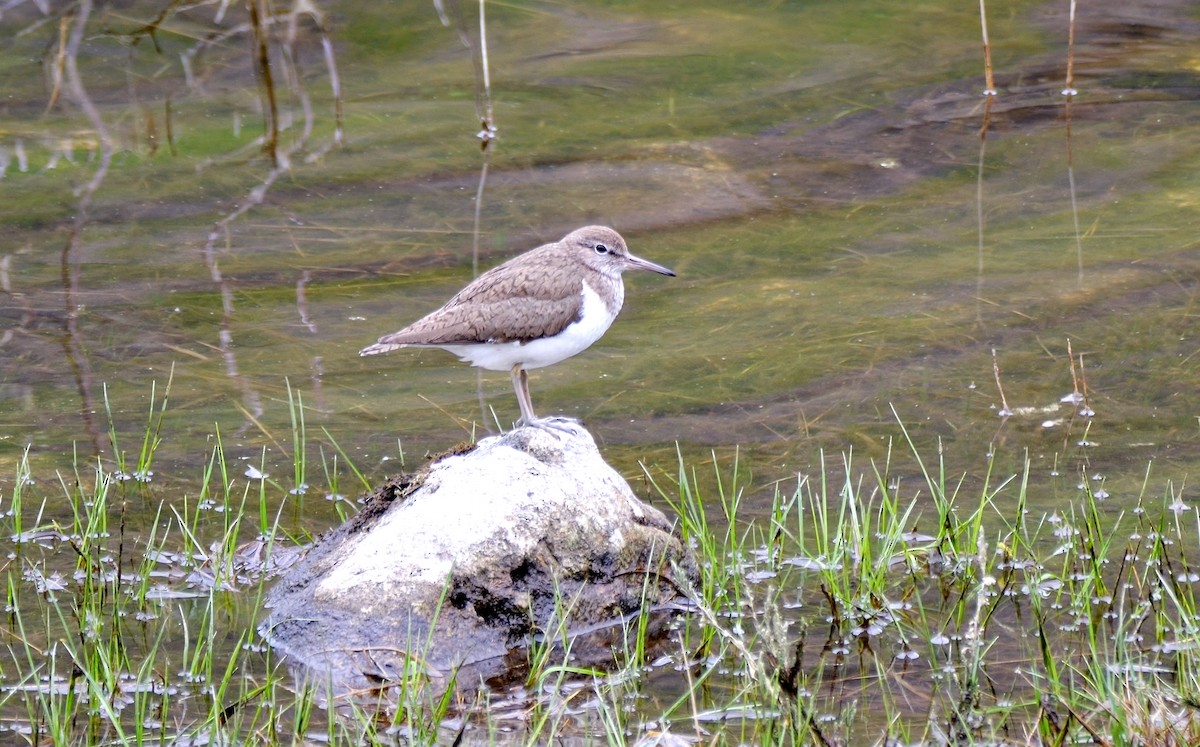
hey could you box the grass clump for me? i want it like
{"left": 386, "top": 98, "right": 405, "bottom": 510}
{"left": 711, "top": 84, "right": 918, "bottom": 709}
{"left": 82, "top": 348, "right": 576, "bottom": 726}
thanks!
{"left": 4, "top": 383, "right": 1200, "bottom": 746}
{"left": 637, "top": 422, "right": 1200, "bottom": 746}
{"left": 0, "top": 380, "right": 371, "bottom": 745}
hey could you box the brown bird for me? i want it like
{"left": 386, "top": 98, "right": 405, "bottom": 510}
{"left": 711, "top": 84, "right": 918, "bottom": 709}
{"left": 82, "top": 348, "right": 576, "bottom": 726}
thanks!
{"left": 360, "top": 226, "right": 675, "bottom": 429}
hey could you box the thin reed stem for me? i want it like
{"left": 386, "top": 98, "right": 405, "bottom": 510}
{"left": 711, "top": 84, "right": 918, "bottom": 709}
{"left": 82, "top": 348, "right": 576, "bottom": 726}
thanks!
{"left": 978, "top": 0, "right": 996, "bottom": 94}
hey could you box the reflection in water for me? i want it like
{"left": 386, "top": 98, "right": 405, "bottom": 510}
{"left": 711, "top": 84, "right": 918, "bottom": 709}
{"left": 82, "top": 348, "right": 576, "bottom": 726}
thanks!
{"left": 2, "top": 0, "right": 1200, "bottom": 740}
{"left": 0, "top": 139, "right": 29, "bottom": 176}
{"left": 296, "top": 269, "right": 330, "bottom": 415}
{"left": 1064, "top": 95, "right": 1084, "bottom": 287}
{"left": 202, "top": 239, "right": 264, "bottom": 433}
{"left": 990, "top": 347, "right": 1014, "bottom": 419}
{"left": 0, "top": 253, "right": 35, "bottom": 345}
{"left": 1063, "top": 0, "right": 1083, "bottom": 287}
{"left": 248, "top": 0, "right": 282, "bottom": 168}
{"left": 296, "top": 270, "right": 317, "bottom": 336}
{"left": 60, "top": 242, "right": 102, "bottom": 455}
{"left": 178, "top": 0, "right": 345, "bottom": 158}
{"left": 471, "top": 149, "right": 495, "bottom": 428}
{"left": 4, "top": 0, "right": 344, "bottom": 449}
{"left": 191, "top": 0, "right": 344, "bottom": 434}
{"left": 59, "top": 0, "right": 117, "bottom": 458}
{"left": 436, "top": 0, "right": 498, "bottom": 161}
{"left": 439, "top": 0, "right": 501, "bottom": 430}
{"left": 974, "top": 93, "right": 994, "bottom": 327}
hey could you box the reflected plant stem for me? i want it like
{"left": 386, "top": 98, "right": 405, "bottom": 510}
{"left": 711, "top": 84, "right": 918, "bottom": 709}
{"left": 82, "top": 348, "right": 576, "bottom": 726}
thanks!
{"left": 975, "top": 94, "right": 994, "bottom": 326}
{"left": 44, "top": 14, "right": 69, "bottom": 115}
{"left": 199, "top": 1, "right": 343, "bottom": 436}
{"left": 165, "top": 96, "right": 177, "bottom": 156}
{"left": 439, "top": 0, "right": 500, "bottom": 430}
{"left": 0, "top": 254, "right": 37, "bottom": 347}
{"left": 473, "top": 153, "right": 492, "bottom": 431}
{"left": 321, "top": 35, "right": 344, "bottom": 146}
{"left": 200, "top": 145, "right": 290, "bottom": 435}
{"left": 975, "top": 0, "right": 996, "bottom": 325}
{"left": 60, "top": 0, "right": 116, "bottom": 458}
{"left": 1064, "top": 98, "right": 1083, "bottom": 287}
{"left": 296, "top": 7, "right": 344, "bottom": 161}
{"left": 296, "top": 270, "right": 317, "bottom": 335}
{"left": 1063, "top": 0, "right": 1083, "bottom": 287}
{"left": 179, "top": 3, "right": 343, "bottom": 162}
{"left": 60, "top": 246, "right": 102, "bottom": 456}
{"left": 472, "top": 157, "right": 490, "bottom": 278}
{"left": 296, "top": 270, "right": 330, "bottom": 414}
{"left": 473, "top": 0, "right": 497, "bottom": 431}
{"left": 248, "top": 0, "right": 280, "bottom": 167}
{"left": 204, "top": 228, "right": 265, "bottom": 436}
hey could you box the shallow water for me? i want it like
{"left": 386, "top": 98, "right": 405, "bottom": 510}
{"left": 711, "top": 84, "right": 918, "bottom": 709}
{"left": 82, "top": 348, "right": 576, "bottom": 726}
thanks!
{"left": 3, "top": 1, "right": 1199, "bottom": 500}
{"left": 2, "top": 0, "right": 1200, "bottom": 740}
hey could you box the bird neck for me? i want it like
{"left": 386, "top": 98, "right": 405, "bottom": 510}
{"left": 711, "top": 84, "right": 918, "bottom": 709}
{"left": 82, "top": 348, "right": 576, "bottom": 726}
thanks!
{"left": 582, "top": 275, "right": 624, "bottom": 318}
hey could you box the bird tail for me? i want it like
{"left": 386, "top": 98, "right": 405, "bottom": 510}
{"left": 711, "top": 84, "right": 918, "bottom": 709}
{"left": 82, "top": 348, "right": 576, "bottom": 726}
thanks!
{"left": 359, "top": 342, "right": 406, "bottom": 357}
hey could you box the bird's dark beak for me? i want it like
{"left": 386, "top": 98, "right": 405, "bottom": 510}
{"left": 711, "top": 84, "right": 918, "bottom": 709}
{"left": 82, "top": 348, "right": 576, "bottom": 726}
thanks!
{"left": 625, "top": 252, "right": 676, "bottom": 277}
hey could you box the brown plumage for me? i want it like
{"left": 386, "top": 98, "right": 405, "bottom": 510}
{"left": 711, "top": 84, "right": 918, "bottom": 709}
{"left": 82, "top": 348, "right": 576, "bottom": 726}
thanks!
{"left": 371, "top": 241, "right": 593, "bottom": 346}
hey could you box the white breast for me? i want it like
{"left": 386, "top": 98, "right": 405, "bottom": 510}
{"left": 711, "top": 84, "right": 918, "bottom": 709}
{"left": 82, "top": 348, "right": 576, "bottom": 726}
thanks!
{"left": 438, "top": 281, "right": 621, "bottom": 372}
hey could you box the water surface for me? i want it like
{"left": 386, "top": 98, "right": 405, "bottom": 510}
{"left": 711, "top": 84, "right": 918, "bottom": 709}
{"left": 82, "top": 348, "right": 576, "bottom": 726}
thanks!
{"left": 2, "top": 0, "right": 1200, "bottom": 738}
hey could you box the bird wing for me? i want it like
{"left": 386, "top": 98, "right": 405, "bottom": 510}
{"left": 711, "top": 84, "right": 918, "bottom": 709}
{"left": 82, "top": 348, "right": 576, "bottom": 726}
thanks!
{"left": 374, "top": 254, "right": 585, "bottom": 346}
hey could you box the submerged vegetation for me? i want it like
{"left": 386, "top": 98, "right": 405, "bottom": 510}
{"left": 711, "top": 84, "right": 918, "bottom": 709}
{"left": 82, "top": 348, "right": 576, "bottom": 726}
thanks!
{"left": 3, "top": 383, "right": 1200, "bottom": 746}
{"left": 3, "top": 0, "right": 1200, "bottom": 744}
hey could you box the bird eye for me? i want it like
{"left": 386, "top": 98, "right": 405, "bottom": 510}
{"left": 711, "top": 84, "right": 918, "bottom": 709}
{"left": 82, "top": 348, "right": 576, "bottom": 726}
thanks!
{"left": 594, "top": 243, "right": 609, "bottom": 254}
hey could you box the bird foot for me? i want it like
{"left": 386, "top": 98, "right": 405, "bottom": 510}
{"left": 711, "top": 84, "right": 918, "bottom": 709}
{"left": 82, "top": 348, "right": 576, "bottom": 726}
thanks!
{"left": 516, "top": 416, "right": 583, "bottom": 437}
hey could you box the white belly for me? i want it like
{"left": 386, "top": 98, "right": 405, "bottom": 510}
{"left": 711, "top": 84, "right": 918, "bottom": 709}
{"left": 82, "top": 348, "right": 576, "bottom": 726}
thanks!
{"left": 440, "top": 282, "right": 618, "bottom": 371}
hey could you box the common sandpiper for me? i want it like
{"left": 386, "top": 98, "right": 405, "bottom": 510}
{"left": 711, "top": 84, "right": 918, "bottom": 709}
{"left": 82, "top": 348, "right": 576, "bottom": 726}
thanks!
{"left": 360, "top": 226, "right": 675, "bottom": 429}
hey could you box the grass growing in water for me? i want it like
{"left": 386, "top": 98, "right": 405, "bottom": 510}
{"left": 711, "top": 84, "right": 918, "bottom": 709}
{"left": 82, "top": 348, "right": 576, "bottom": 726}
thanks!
{"left": 3, "top": 384, "right": 1200, "bottom": 745}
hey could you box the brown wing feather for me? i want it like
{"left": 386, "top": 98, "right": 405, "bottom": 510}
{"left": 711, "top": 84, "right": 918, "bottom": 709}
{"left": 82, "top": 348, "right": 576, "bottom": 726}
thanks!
{"left": 373, "top": 244, "right": 585, "bottom": 345}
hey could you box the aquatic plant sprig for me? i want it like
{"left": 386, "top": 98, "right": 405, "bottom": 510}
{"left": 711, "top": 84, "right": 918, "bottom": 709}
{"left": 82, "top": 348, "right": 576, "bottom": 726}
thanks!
{"left": 103, "top": 370, "right": 172, "bottom": 487}
{"left": 642, "top": 447, "right": 749, "bottom": 612}
{"left": 286, "top": 379, "right": 308, "bottom": 500}
{"left": 4, "top": 445, "right": 47, "bottom": 551}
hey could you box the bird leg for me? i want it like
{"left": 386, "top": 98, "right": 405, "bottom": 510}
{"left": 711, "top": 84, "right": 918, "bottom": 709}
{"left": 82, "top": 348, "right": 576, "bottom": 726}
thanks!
{"left": 509, "top": 363, "right": 579, "bottom": 434}
{"left": 510, "top": 364, "right": 539, "bottom": 426}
